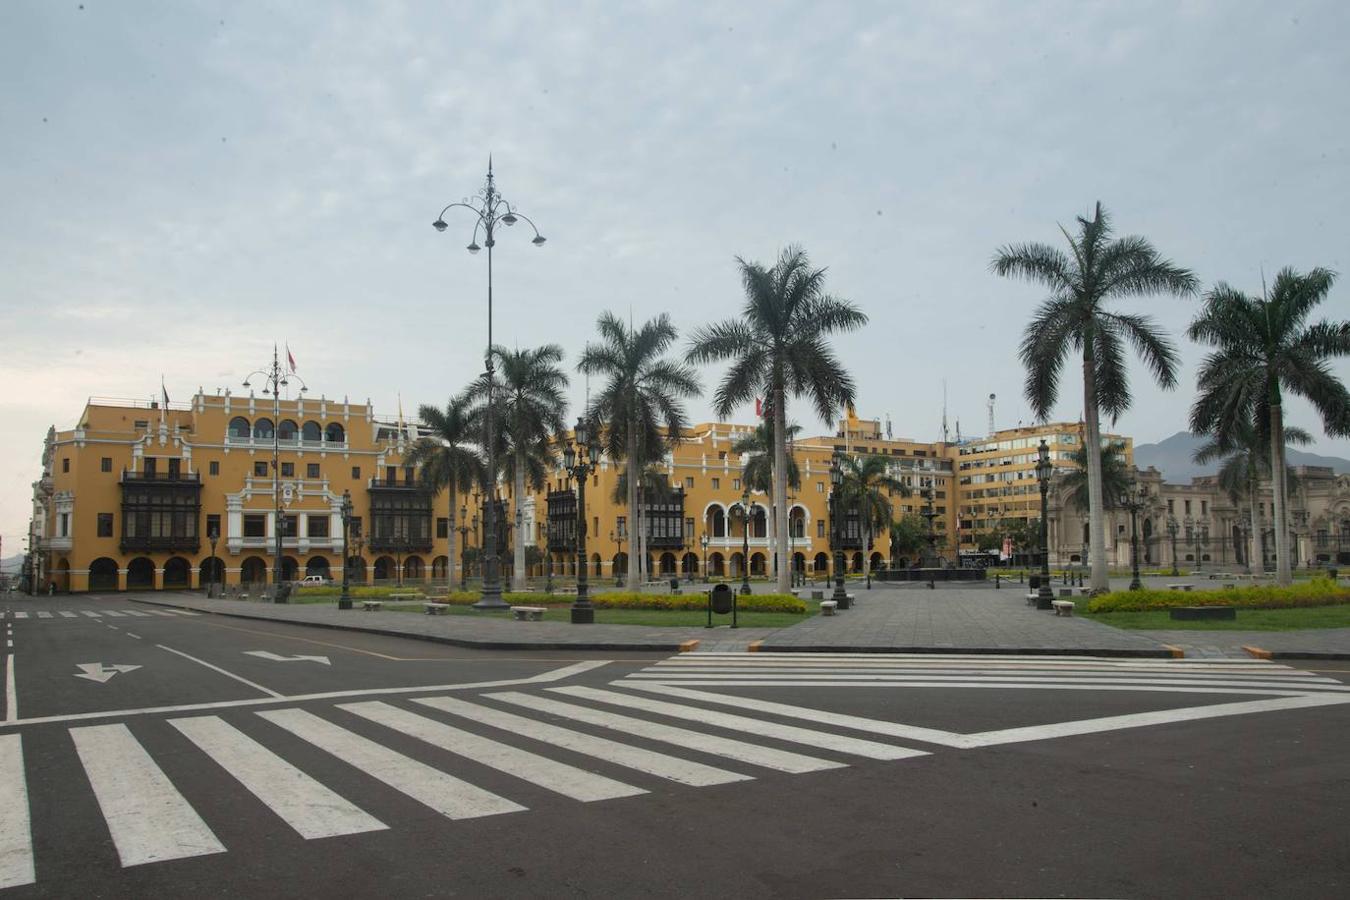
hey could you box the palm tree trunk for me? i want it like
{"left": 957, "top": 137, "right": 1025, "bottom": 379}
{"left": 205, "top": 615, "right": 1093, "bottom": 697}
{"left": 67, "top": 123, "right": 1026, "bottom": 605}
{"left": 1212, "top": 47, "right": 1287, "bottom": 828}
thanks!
{"left": 772, "top": 380, "right": 790, "bottom": 594}
{"left": 448, "top": 486, "right": 458, "bottom": 593}
{"left": 1247, "top": 476, "right": 1259, "bottom": 575}
{"left": 1083, "top": 354, "right": 1109, "bottom": 593}
{"left": 1269, "top": 399, "right": 1292, "bottom": 585}
{"left": 513, "top": 453, "right": 526, "bottom": 588}
{"left": 626, "top": 426, "right": 638, "bottom": 589}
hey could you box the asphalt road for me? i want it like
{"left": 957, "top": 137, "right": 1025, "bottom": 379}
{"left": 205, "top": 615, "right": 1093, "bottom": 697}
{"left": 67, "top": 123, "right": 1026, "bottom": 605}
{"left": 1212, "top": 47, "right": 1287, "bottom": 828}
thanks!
{"left": 2, "top": 594, "right": 1348, "bottom": 898}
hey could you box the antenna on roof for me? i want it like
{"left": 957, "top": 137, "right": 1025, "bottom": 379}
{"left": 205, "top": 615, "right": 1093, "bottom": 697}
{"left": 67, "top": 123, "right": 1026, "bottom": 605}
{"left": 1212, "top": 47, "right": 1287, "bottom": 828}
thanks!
{"left": 987, "top": 393, "right": 996, "bottom": 437}
{"left": 941, "top": 379, "right": 949, "bottom": 444}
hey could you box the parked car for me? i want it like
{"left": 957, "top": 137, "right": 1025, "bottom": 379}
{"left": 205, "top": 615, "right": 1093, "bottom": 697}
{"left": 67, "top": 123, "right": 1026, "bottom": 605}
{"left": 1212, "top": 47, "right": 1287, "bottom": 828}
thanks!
{"left": 297, "top": 575, "right": 330, "bottom": 587}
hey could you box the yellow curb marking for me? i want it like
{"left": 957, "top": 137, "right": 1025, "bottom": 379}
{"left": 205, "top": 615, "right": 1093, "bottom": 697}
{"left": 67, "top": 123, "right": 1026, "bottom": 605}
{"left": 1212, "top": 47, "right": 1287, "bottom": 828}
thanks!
{"left": 1242, "top": 645, "right": 1273, "bottom": 660}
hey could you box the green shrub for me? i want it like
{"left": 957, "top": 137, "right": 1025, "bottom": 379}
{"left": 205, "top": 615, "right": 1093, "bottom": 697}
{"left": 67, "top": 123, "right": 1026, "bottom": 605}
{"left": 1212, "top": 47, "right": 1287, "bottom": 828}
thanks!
{"left": 1087, "top": 576, "right": 1349, "bottom": 613}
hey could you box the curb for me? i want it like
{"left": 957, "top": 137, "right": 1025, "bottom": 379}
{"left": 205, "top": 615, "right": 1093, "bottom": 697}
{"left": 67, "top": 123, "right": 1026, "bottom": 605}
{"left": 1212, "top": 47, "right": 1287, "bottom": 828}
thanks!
{"left": 1245, "top": 646, "right": 1350, "bottom": 661}
{"left": 753, "top": 644, "right": 1177, "bottom": 659}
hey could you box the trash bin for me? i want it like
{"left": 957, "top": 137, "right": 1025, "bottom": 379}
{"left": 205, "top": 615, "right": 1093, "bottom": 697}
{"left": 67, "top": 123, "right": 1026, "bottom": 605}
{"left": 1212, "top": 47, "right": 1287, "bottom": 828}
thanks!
{"left": 1029, "top": 574, "right": 1041, "bottom": 590}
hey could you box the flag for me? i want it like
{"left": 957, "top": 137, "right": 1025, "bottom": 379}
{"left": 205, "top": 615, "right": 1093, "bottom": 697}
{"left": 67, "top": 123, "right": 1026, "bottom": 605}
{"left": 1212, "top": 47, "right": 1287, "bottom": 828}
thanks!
{"left": 754, "top": 397, "right": 762, "bottom": 417}
{"left": 286, "top": 343, "right": 297, "bottom": 374}
{"left": 161, "top": 377, "right": 169, "bottom": 406}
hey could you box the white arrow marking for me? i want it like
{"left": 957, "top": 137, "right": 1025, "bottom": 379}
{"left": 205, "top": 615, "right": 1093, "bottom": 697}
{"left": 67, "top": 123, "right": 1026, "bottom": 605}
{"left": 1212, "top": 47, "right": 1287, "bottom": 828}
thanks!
{"left": 244, "top": 650, "right": 331, "bottom": 666}
{"left": 73, "top": 663, "right": 142, "bottom": 684}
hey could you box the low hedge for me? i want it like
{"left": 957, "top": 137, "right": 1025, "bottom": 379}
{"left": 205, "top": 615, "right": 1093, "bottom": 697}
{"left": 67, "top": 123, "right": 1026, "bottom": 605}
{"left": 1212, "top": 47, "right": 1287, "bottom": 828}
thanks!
{"left": 1087, "top": 576, "right": 1350, "bottom": 613}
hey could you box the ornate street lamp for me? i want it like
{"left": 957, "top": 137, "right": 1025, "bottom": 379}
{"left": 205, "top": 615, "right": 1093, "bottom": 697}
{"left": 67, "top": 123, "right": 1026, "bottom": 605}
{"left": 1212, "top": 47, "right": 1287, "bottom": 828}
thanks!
{"left": 433, "top": 160, "right": 546, "bottom": 610}
{"left": 829, "top": 453, "right": 851, "bottom": 609}
{"left": 1035, "top": 438, "right": 1055, "bottom": 608}
{"left": 700, "top": 533, "right": 710, "bottom": 584}
{"left": 1120, "top": 482, "right": 1146, "bottom": 591}
{"left": 1166, "top": 515, "right": 1180, "bottom": 577}
{"left": 734, "top": 486, "right": 753, "bottom": 596}
{"left": 456, "top": 504, "right": 471, "bottom": 591}
{"left": 1239, "top": 510, "right": 1252, "bottom": 574}
{"left": 611, "top": 522, "right": 626, "bottom": 587}
{"left": 207, "top": 524, "right": 220, "bottom": 598}
{"left": 243, "top": 344, "right": 307, "bottom": 604}
{"left": 563, "top": 418, "right": 600, "bottom": 624}
{"left": 352, "top": 533, "right": 364, "bottom": 587}
{"left": 338, "top": 489, "right": 354, "bottom": 610}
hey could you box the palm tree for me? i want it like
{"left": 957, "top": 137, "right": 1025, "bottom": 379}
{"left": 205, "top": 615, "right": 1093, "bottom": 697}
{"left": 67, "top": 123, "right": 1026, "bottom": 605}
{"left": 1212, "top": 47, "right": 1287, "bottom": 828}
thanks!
{"left": 993, "top": 202, "right": 1198, "bottom": 592}
{"left": 477, "top": 345, "right": 568, "bottom": 587}
{"left": 731, "top": 421, "right": 802, "bottom": 495}
{"left": 836, "top": 454, "right": 909, "bottom": 584}
{"left": 1194, "top": 419, "right": 1311, "bottom": 574}
{"left": 579, "top": 312, "right": 701, "bottom": 588}
{"left": 1059, "top": 440, "right": 1132, "bottom": 514}
{"left": 403, "top": 391, "right": 484, "bottom": 594}
{"left": 1188, "top": 266, "right": 1348, "bottom": 584}
{"left": 687, "top": 246, "right": 868, "bottom": 593}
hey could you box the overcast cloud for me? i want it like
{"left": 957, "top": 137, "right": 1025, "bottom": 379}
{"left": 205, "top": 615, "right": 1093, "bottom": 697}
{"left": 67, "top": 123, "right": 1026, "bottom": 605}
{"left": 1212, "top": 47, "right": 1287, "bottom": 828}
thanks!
{"left": 2, "top": 0, "right": 1348, "bottom": 549}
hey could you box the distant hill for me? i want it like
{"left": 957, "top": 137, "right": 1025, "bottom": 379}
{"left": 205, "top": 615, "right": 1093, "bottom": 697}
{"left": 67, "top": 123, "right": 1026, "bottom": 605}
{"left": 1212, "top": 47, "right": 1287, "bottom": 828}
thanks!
{"left": 1134, "top": 432, "right": 1350, "bottom": 483}
{"left": 0, "top": 554, "right": 24, "bottom": 575}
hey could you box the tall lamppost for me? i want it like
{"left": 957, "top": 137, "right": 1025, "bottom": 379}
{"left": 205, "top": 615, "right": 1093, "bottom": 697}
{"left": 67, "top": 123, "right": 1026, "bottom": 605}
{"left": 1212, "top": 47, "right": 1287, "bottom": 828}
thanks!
{"left": 701, "top": 533, "right": 710, "bottom": 584}
{"left": 735, "top": 486, "right": 752, "bottom": 595}
{"left": 456, "top": 504, "right": 471, "bottom": 590}
{"left": 1167, "top": 515, "right": 1180, "bottom": 577}
{"left": 1197, "top": 522, "right": 1209, "bottom": 574}
{"left": 339, "top": 489, "right": 353, "bottom": 610}
{"left": 1239, "top": 511, "right": 1252, "bottom": 574}
{"left": 1035, "top": 438, "right": 1055, "bottom": 608}
{"left": 829, "top": 453, "right": 851, "bottom": 609}
{"left": 1184, "top": 514, "right": 1196, "bottom": 573}
{"left": 612, "top": 522, "right": 626, "bottom": 587}
{"left": 1121, "top": 482, "right": 1146, "bottom": 591}
{"left": 563, "top": 418, "right": 600, "bottom": 624}
{"left": 243, "top": 345, "right": 307, "bottom": 604}
{"left": 207, "top": 524, "right": 220, "bottom": 598}
{"left": 352, "top": 533, "right": 364, "bottom": 588}
{"left": 433, "top": 160, "right": 546, "bottom": 610}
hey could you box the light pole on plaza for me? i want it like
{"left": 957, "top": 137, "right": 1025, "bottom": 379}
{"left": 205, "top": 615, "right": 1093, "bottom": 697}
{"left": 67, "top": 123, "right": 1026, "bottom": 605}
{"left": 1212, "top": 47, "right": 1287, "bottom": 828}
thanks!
{"left": 432, "top": 159, "right": 546, "bottom": 609}
{"left": 563, "top": 418, "right": 600, "bottom": 624}
{"left": 1167, "top": 515, "right": 1180, "bottom": 577}
{"left": 701, "top": 533, "right": 710, "bottom": 583}
{"left": 735, "top": 485, "right": 752, "bottom": 596}
{"left": 243, "top": 345, "right": 307, "bottom": 604}
{"left": 1035, "top": 438, "right": 1055, "bottom": 609}
{"left": 207, "top": 524, "right": 219, "bottom": 598}
{"left": 339, "top": 489, "right": 354, "bottom": 610}
{"left": 457, "top": 504, "right": 471, "bottom": 591}
{"left": 829, "top": 453, "right": 851, "bottom": 609}
{"left": 1120, "top": 482, "right": 1146, "bottom": 591}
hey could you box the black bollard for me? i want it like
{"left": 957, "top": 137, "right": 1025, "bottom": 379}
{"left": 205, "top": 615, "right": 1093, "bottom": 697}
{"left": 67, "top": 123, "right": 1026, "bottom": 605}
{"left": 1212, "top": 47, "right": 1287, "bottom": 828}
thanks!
{"left": 928, "top": 578, "right": 935, "bottom": 590}
{"left": 995, "top": 574, "right": 1001, "bottom": 589}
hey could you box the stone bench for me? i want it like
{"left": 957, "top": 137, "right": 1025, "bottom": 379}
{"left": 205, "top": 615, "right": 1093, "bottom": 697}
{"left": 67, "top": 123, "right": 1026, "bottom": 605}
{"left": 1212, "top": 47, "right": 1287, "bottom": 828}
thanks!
{"left": 361, "top": 600, "right": 383, "bottom": 611}
{"left": 819, "top": 600, "right": 838, "bottom": 616}
{"left": 424, "top": 602, "right": 449, "bottom": 615}
{"left": 511, "top": 605, "right": 547, "bottom": 621}
{"left": 1051, "top": 599, "right": 1075, "bottom": 617}
{"left": 1025, "top": 592, "right": 1041, "bottom": 606}
{"left": 1166, "top": 584, "right": 1194, "bottom": 591}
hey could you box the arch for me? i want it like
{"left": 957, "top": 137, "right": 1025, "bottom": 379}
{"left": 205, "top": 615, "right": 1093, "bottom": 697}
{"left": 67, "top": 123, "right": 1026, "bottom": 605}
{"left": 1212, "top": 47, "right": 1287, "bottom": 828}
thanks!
{"left": 277, "top": 419, "right": 299, "bottom": 440}
{"left": 302, "top": 421, "right": 322, "bottom": 442}
{"left": 281, "top": 556, "right": 299, "bottom": 581}
{"left": 163, "top": 556, "right": 191, "bottom": 588}
{"left": 305, "top": 556, "right": 331, "bottom": 580}
{"left": 709, "top": 552, "right": 725, "bottom": 577}
{"left": 730, "top": 552, "right": 745, "bottom": 577}
{"left": 373, "top": 556, "right": 395, "bottom": 582}
{"left": 613, "top": 552, "right": 629, "bottom": 576}
{"left": 240, "top": 556, "right": 268, "bottom": 584}
{"left": 659, "top": 552, "right": 677, "bottom": 575}
{"left": 253, "top": 418, "right": 275, "bottom": 440}
{"left": 813, "top": 552, "right": 829, "bottom": 573}
{"left": 851, "top": 552, "right": 864, "bottom": 573}
{"left": 88, "top": 557, "right": 119, "bottom": 591}
{"left": 869, "top": 551, "right": 884, "bottom": 571}
{"left": 788, "top": 506, "right": 807, "bottom": 539}
{"left": 707, "top": 504, "right": 727, "bottom": 538}
{"left": 127, "top": 557, "right": 155, "bottom": 590}
{"left": 200, "top": 556, "right": 225, "bottom": 588}
{"left": 592, "top": 553, "right": 602, "bottom": 576}
{"left": 750, "top": 552, "right": 766, "bottom": 576}
{"left": 1069, "top": 553, "right": 1082, "bottom": 564}
{"left": 432, "top": 556, "right": 449, "bottom": 580}
{"left": 403, "top": 555, "right": 425, "bottom": 581}
{"left": 346, "top": 557, "right": 367, "bottom": 584}
{"left": 751, "top": 507, "right": 768, "bottom": 538}
{"left": 228, "top": 416, "right": 251, "bottom": 439}
{"left": 325, "top": 422, "right": 346, "bottom": 443}
{"left": 53, "top": 558, "right": 70, "bottom": 592}
{"left": 681, "top": 552, "right": 698, "bottom": 576}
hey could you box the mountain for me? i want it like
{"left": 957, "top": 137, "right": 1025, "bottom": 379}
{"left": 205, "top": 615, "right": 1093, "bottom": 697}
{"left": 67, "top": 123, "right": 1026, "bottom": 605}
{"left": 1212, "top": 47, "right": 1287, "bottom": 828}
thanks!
{"left": 0, "top": 554, "right": 24, "bottom": 574}
{"left": 1134, "top": 432, "right": 1350, "bottom": 483}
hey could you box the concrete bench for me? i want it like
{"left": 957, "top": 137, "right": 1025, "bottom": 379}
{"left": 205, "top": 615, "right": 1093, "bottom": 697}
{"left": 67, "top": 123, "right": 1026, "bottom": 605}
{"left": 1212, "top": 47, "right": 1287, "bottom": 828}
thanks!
{"left": 361, "top": 600, "right": 383, "bottom": 611}
{"left": 1052, "top": 600, "right": 1075, "bottom": 616}
{"left": 424, "top": 602, "right": 449, "bottom": 615}
{"left": 511, "top": 605, "right": 547, "bottom": 621}
{"left": 1167, "top": 584, "right": 1194, "bottom": 592}
{"left": 819, "top": 600, "right": 839, "bottom": 616}
{"left": 1025, "top": 592, "right": 1041, "bottom": 606}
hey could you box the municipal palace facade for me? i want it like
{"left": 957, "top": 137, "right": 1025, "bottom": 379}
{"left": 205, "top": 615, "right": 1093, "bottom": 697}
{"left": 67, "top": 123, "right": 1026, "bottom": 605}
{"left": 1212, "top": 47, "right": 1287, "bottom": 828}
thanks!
{"left": 24, "top": 389, "right": 1350, "bottom": 593}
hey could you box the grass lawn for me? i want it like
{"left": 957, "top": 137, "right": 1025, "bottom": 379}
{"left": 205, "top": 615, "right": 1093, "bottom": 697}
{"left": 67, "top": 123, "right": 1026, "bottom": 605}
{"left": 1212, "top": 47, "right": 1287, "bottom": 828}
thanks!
{"left": 1085, "top": 604, "right": 1350, "bottom": 631}
{"left": 377, "top": 600, "right": 818, "bottom": 628}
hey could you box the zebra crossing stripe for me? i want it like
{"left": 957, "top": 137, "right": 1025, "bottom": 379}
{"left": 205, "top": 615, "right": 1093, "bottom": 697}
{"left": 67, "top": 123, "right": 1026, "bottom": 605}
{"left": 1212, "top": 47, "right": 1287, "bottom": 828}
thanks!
{"left": 80, "top": 612, "right": 102, "bottom": 619}
{"left": 256, "top": 708, "right": 525, "bottom": 820}
{"left": 120, "top": 611, "right": 152, "bottom": 618}
{"left": 169, "top": 715, "right": 387, "bottom": 839}
{"left": 549, "top": 686, "right": 925, "bottom": 761}
{"left": 627, "top": 672, "right": 1350, "bottom": 692}
{"left": 69, "top": 723, "right": 226, "bottom": 867}
{"left": 145, "top": 611, "right": 178, "bottom": 617}
{"left": 36, "top": 612, "right": 51, "bottom": 620}
{"left": 102, "top": 611, "right": 127, "bottom": 618}
{"left": 0, "top": 735, "right": 35, "bottom": 889}
{"left": 487, "top": 691, "right": 847, "bottom": 774}
{"left": 414, "top": 695, "right": 751, "bottom": 787}
{"left": 58, "top": 612, "right": 77, "bottom": 618}
{"left": 340, "top": 701, "right": 646, "bottom": 802}
{"left": 11, "top": 613, "right": 26, "bottom": 620}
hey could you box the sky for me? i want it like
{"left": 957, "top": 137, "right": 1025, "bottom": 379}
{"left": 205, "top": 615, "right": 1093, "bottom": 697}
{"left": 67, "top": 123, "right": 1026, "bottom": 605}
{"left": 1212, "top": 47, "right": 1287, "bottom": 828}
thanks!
{"left": 2, "top": 0, "right": 1349, "bottom": 554}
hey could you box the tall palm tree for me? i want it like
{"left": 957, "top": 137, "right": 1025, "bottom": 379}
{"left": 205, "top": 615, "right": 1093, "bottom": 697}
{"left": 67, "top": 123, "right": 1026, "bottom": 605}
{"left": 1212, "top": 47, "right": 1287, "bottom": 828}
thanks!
{"left": 477, "top": 345, "right": 568, "bottom": 587}
{"left": 1059, "top": 441, "right": 1131, "bottom": 514}
{"left": 1188, "top": 266, "right": 1348, "bottom": 584}
{"left": 688, "top": 246, "right": 868, "bottom": 593}
{"left": 579, "top": 312, "right": 701, "bottom": 588}
{"left": 1194, "top": 420, "right": 1311, "bottom": 574}
{"left": 731, "top": 421, "right": 802, "bottom": 495}
{"left": 403, "top": 391, "right": 484, "bottom": 594}
{"left": 993, "top": 202, "right": 1198, "bottom": 592}
{"left": 836, "top": 454, "right": 909, "bottom": 581}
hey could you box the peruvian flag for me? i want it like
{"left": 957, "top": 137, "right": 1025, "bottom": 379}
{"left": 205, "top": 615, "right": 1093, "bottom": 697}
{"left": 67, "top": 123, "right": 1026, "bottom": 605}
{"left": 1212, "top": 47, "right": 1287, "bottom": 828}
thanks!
{"left": 286, "top": 343, "right": 297, "bottom": 374}
{"left": 754, "top": 397, "right": 763, "bottom": 418}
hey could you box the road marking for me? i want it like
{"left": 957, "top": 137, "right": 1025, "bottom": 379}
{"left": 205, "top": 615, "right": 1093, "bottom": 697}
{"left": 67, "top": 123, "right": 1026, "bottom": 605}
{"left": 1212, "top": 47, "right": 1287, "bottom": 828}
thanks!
{"left": 243, "top": 650, "right": 331, "bottom": 665}
{"left": 614, "top": 679, "right": 1330, "bottom": 696}
{"left": 257, "top": 708, "right": 525, "bottom": 820}
{"left": 146, "top": 611, "right": 178, "bottom": 617}
{"left": 102, "top": 611, "right": 127, "bottom": 618}
{"left": 341, "top": 701, "right": 646, "bottom": 802}
{"left": 156, "top": 645, "right": 282, "bottom": 698}
{"left": 165, "top": 610, "right": 202, "bottom": 617}
{"left": 0, "top": 734, "right": 34, "bottom": 888}
{"left": 415, "top": 695, "right": 750, "bottom": 787}
{"left": 70, "top": 723, "right": 225, "bottom": 867}
{"left": 627, "top": 672, "right": 1350, "bottom": 692}
{"left": 11, "top": 613, "right": 25, "bottom": 620}
{"left": 170, "top": 715, "right": 387, "bottom": 839}
{"left": 73, "top": 663, "right": 141, "bottom": 684}
{"left": 58, "top": 612, "right": 77, "bottom": 618}
{"left": 5, "top": 641, "right": 11, "bottom": 650}
{"left": 120, "top": 611, "right": 152, "bottom": 617}
{"left": 36, "top": 613, "right": 51, "bottom": 620}
{"left": 5, "top": 657, "right": 16, "bottom": 724}
{"left": 488, "top": 691, "right": 847, "bottom": 774}
{"left": 80, "top": 611, "right": 102, "bottom": 618}
{"left": 550, "top": 686, "right": 922, "bottom": 761}
{"left": 0, "top": 660, "right": 610, "bottom": 729}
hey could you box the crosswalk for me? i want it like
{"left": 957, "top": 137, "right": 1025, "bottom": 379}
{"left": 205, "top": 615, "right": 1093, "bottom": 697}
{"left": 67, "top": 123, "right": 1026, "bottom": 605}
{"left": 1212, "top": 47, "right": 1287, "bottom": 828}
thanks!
{"left": 5, "top": 609, "right": 200, "bottom": 621}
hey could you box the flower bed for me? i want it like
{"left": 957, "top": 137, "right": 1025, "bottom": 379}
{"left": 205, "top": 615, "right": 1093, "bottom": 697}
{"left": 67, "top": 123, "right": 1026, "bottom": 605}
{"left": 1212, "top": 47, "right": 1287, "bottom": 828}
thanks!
{"left": 1087, "top": 576, "right": 1349, "bottom": 613}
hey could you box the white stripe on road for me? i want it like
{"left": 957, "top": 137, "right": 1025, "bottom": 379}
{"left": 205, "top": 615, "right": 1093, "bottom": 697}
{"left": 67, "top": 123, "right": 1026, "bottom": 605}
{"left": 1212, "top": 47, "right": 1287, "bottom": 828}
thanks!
{"left": 613, "top": 679, "right": 1325, "bottom": 696}
{"left": 70, "top": 723, "right": 225, "bottom": 867}
{"left": 415, "top": 695, "right": 750, "bottom": 787}
{"left": 5, "top": 657, "right": 16, "bottom": 724}
{"left": 340, "top": 701, "right": 645, "bottom": 802}
{"left": 170, "top": 715, "right": 387, "bottom": 839}
{"left": 0, "top": 735, "right": 34, "bottom": 888}
{"left": 11, "top": 613, "right": 25, "bottom": 620}
{"left": 146, "top": 611, "right": 178, "bottom": 617}
{"left": 488, "top": 691, "right": 848, "bottom": 774}
{"left": 80, "top": 612, "right": 102, "bottom": 619}
{"left": 58, "top": 612, "right": 77, "bottom": 618}
{"left": 627, "top": 673, "right": 1350, "bottom": 692}
{"left": 120, "top": 611, "right": 152, "bottom": 617}
{"left": 257, "top": 708, "right": 524, "bottom": 820}
{"left": 685, "top": 652, "right": 1284, "bottom": 663}
{"left": 653, "top": 660, "right": 1331, "bottom": 678}
{"left": 102, "top": 611, "right": 127, "bottom": 618}
{"left": 155, "top": 645, "right": 282, "bottom": 699}
{"left": 550, "top": 686, "right": 921, "bottom": 761}
{"left": 36, "top": 612, "right": 51, "bottom": 620}
{"left": 164, "top": 610, "right": 202, "bottom": 617}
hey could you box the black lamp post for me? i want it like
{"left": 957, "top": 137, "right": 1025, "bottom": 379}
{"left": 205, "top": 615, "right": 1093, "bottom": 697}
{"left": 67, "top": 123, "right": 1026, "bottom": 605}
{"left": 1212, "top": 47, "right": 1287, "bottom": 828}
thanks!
{"left": 207, "top": 525, "right": 220, "bottom": 598}
{"left": 352, "top": 533, "right": 364, "bottom": 588}
{"left": 1240, "top": 511, "right": 1252, "bottom": 574}
{"left": 1035, "top": 438, "right": 1055, "bottom": 609}
{"left": 433, "top": 159, "right": 546, "bottom": 610}
{"left": 457, "top": 504, "right": 470, "bottom": 590}
{"left": 1167, "top": 515, "right": 1180, "bottom": 577}
{"left": 542, "top": 522, "right": 554, "bottom": 593}
{"left": 701, "top": 533, "right": 710, "bottom": 583}
{"left": 735, "top": 486, "right": 752, "bottom": 596}
{"left": 1198, "top": 522, "right": 1208, "bottom": 574}
{"left": 563, "top": 418, "right": 600, "bottom": 624}
{"left": 243, "top": 344, "right": 307, "bottom": 603}
{"left": 339, "top": 489, "right": 353, "bottom": 610}
{"left": 612, "top": 522, "right": 626, "bottom": 587}
{"left": 829, "top": 453, "right": 851, "bottom": 609}
{"left": 1121, "top": 482, "right": 1145, "bottom": 591}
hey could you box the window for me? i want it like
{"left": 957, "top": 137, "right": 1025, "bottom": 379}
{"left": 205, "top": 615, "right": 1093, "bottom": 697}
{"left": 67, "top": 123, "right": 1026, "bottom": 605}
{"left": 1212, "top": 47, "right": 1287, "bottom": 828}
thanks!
{"left": 593, "top": 516, "right": 599, "bottom": 536}
{"left": 1167, "top": 499, "right": 1174, "bottom": 515}
{"left": 616, "top": 516, "right": 627, "bottom": 539}
{"left": 685, "top": 476, "right": 694, "bottom": 488}
{"left": 817, "top": 520, "right": 825, "bottom": 538}
{"left": 302, "top": 421, "right": 322, "bottom": 442}
{"left": 1184, "top": 499, "right": 1192, "bottom": 515}
{"left": 718, "top": 451, "right": 726, "bottom": 460}
{"left": 62, "top": 458, "right": 70, "bottom": 473}
{"left": 685, "top": 517, "right": 694, "bottom": 536}
{"left": 816, "top": 482, "right": 825, "bottom": 493}
{"left": 349, "top": 516, "right": 362, "bottom": 538}
{"left": 351, "top": 466, "right": 361, "bottom": 479}
{"left": 712, "top": 477, "right": 720, "bottom": 490}
{"left": 168, "top": 458, "right": 180, "bottom": 478}
{"left": 254, "top": 461, "right": 268, "bottom": 477}
{"left": 437, "top": 518, "right": 449, "bottom": 538}
{"left": 281, "top": 462, "right": 295, "bottom": 477}
{"left": 307, "top": 515, "right": 329, "bottom": 538}
{"left": 143, "top": 457, "right": 157, "bottom": 477}
{"left": 386, "top": 466, "right": 397, "bottom": 483}
{"left": 206, "top": 514, "right": 221, "bottom": 539}
{"left": 282, "top": 515, "right": 298, "bottom": 537}
{"left": 1201, "top": 500, "right": 1208, "bottom": 515}
{"left": 244, "top": 514, "right": 267, "bottom": 537}
{"left": 228, "top": 417, "right": 251, "bottom": 439}
{"left": 732, "top": 478, "right": 741, "bottom": 491}
{"left": 278, "top": 420, "right": 299, "bottom": 440}
{"left": 97, "top": 513, "right": 113, "bottom": 537}
{"left": 209, "top": 461, "right": 219, "bottom": 476}
{"left": 101, "top": 457, "right": 112, "bottom": 472}
{"left": 325, "top": 423, "right": 345, "bottom": 443}
{"left": 253, "top": 418, "right": 274, "bottom": 440}
{"left": 307, "top": 463, "right": 320, "bottom": 479}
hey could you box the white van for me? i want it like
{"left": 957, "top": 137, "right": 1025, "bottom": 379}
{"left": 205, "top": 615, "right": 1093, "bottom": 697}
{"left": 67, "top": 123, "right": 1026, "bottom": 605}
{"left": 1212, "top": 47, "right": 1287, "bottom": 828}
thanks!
{"left": 299, "top": 575, "right": 329, "bottom": 587}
